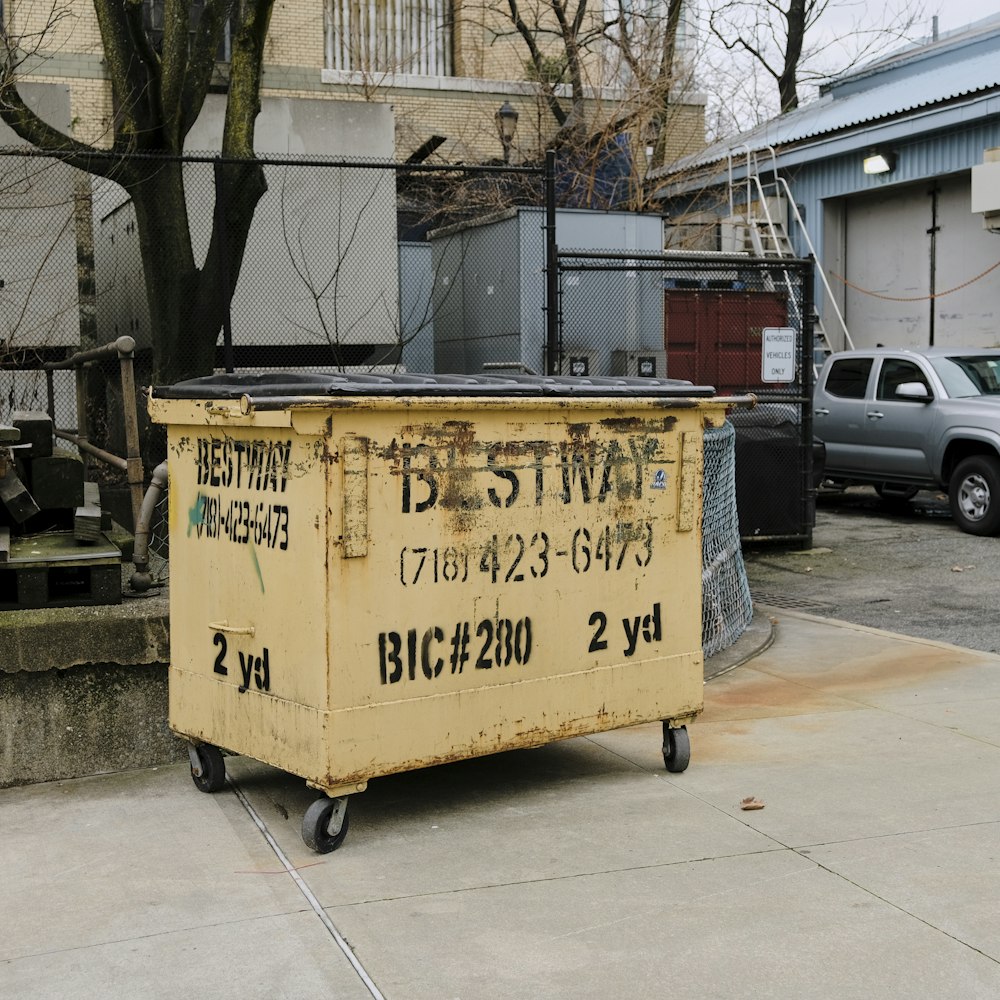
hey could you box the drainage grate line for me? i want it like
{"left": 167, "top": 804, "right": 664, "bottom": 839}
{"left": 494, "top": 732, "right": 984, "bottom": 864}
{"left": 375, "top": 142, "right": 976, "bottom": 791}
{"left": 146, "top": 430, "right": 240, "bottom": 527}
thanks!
{"left": 227, "top": 777, "right": 386, "bottom": 1000}
{"left": 752, "top": 593, "right": 831, "bottom": 612}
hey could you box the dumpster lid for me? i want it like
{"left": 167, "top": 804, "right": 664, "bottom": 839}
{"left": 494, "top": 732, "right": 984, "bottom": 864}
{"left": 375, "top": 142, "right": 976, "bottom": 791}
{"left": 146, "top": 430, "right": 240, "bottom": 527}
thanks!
{"left": 153, "top": 371, "right": 717, "bottom": 399}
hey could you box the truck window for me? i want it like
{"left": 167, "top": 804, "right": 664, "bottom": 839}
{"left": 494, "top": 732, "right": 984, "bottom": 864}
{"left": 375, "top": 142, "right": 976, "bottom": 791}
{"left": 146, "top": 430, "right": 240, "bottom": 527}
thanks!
{"left": 930, "top": 355, "right": 1000, "bottom": 397}
{"left": 877, "top": 359, "right": 929, "bottom": 400}
{"left": 824, "top": 357, "right": 873, "bottom": 398}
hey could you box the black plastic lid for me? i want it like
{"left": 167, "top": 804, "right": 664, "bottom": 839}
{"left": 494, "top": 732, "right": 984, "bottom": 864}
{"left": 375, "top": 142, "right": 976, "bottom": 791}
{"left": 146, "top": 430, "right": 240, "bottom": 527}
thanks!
{"left": 153, "top": 371, "right": 717, "bottom": 399}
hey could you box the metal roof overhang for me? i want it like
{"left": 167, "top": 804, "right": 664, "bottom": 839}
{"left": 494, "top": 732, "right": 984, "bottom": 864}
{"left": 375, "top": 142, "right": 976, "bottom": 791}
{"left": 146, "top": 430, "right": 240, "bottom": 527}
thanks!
{"left": 652, "top": 89, "right": 1000, "bottom": 202}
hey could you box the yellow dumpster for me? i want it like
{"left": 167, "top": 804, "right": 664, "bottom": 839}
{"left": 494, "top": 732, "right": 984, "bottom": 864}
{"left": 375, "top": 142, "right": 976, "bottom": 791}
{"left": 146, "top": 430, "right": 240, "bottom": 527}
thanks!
{"left": 149, "top": 373, "right": 734, "bottom": 852}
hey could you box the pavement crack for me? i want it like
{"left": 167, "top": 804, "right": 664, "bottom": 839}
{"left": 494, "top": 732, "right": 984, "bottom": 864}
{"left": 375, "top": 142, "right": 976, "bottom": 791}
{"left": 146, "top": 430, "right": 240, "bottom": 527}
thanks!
{"left": 791, "top": 817, "right": 1000, "bottom": 852}
{"left": 0, "top": 908, "right": 316, "bottom": 965}
{"left": 322, "top": 848, "right": 790, "bottom": 909}
{"left": 801, "top": 854, "right": 1000, "bottom": 968}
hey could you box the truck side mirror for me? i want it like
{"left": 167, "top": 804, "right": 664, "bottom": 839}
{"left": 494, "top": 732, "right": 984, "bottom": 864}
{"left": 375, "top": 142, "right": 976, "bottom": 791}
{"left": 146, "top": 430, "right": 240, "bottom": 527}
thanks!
{"left": 895, "top": 381, "right": 933, "bottom": 402}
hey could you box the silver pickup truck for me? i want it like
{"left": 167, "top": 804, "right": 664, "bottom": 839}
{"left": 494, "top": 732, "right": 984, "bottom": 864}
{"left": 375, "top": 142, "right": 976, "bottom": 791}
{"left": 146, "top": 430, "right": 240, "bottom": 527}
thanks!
{"left": 813, "top": 347, "right": 1000, "bottom": 535}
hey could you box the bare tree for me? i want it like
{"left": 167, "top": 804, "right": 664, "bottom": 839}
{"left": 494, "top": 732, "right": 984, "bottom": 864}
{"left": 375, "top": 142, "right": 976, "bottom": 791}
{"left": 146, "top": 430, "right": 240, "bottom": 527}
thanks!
{"left": 498, "top": 0, "right": 597, "bottom": 140}
{"left": 0, "top": 0, "right": 276, "bottom": 384}
{"left": 703, "top": 0, "right": 926, "bottom": 119}
{"left": 602, "top": 0, "right": 686, "bottom": 167}
{"left": 481, "top": 0, "right": 697, "bottom": 203}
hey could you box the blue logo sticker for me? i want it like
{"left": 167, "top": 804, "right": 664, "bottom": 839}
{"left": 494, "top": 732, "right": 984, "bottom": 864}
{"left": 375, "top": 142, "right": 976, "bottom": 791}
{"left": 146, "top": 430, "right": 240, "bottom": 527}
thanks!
{"left": 651, "top": 469, "right": 667, "bottom": 490}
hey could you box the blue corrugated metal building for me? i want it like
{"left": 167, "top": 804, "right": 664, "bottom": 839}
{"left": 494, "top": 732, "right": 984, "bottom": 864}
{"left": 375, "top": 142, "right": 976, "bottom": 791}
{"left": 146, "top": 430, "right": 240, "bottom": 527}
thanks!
{"left": 650, "top": 15, "right": 1000, "bottom": 352}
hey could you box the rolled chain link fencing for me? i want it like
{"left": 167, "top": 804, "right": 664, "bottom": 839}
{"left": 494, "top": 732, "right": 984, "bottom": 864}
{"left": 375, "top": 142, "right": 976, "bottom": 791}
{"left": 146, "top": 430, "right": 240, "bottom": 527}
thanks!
{"left": 0, "top": 146, "right": 768, "bottom": 655}
{"left": 701, "top": 421, "right": 752, "bottom": 657}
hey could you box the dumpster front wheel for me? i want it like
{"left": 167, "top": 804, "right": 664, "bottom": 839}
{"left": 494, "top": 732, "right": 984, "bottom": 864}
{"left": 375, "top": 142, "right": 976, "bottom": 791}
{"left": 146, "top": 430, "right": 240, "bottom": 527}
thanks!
{"left": 189, "top": 743, "right": 226, "bottom": 793}
{"left": 302, "top": 796, "right": 350, "bottom": 853}
{"left": 662, "top": 724, "right": 691, "bottom": 773}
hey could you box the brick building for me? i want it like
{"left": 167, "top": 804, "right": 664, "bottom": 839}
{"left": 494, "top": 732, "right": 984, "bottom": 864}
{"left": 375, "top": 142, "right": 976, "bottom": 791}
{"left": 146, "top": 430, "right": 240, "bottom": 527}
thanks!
{"left": 9, "top": 0, "right": 706, "bottom": 165}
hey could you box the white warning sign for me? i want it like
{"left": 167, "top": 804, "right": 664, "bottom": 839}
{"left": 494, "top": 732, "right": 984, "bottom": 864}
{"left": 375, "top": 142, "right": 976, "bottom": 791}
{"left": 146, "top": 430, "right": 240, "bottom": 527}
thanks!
{"left": 761, "top": 327, "right": 796, "bottom": 383}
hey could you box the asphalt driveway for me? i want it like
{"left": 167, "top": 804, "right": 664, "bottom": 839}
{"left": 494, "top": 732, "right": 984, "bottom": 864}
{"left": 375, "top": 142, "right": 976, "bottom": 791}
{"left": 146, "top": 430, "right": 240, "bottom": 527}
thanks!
{"left": 743, "top": 486, "right": 1000, "bottom": 654}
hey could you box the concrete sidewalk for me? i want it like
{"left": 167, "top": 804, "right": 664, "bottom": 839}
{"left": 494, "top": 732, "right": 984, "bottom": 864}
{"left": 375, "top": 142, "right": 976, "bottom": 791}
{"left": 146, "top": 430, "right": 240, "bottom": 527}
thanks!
{"left": 5, "top": 608, "right": 1000, "bottom": 999}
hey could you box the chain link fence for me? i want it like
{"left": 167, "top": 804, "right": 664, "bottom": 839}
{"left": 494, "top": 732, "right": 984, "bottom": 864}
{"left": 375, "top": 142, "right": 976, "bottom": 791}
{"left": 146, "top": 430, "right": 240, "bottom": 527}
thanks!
{"left": 0, "top": 146, "right": 778, "bottom": 654}
{"left": 555, "top": 250, "right": 817, "bottom": 546}
{"left": 0, "top": 148, "right": 549, "bottom": 436}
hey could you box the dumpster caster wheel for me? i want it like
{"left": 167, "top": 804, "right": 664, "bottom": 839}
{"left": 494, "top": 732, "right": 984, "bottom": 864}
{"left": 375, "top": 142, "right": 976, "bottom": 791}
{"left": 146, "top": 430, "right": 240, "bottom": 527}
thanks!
{"left": 189, "top": 743, "right": 226, "bottom": 793}
{"left": 302, "top": 796, "right": 350, "bottom": 854}
{"left": 662, "top": 724, "right": 690, "bottom": 773}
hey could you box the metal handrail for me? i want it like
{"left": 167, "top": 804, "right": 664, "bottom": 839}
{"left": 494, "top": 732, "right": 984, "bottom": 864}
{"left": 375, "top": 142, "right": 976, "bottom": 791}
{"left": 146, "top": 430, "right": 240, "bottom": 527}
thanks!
{"left": 728, "top": 145, "right": 854, "bottom": 355}
{"left": 42, "top": 334, "right": 146, "bottom": 575}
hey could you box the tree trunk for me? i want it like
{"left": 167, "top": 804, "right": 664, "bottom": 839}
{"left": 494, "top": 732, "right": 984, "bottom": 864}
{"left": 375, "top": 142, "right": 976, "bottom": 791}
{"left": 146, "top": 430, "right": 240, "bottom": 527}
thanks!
{"left": 651, "top": 0, "right": 685, "bottom": 168}
{"left": 128, "top": 157, "right": 267, "bottom": 385}
{"left": 779, "top": 0, "right": 806, "bottom": 113}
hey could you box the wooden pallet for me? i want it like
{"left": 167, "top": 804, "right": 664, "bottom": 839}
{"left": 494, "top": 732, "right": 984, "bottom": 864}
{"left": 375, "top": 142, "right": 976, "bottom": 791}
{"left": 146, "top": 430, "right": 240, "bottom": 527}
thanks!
{"left": 0, "top": 532, "right": 121, "bottom": 611}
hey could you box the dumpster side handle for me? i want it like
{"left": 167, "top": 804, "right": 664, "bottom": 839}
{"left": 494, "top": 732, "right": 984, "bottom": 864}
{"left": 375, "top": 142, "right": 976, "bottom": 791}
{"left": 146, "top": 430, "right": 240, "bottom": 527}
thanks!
{"left": 208, "top": 620, "right": 256, "bottom": 636}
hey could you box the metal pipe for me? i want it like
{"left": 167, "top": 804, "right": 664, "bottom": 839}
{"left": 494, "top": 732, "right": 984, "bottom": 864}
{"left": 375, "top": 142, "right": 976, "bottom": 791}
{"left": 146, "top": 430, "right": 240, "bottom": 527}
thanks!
{"left": 53, "top": 429, "right": 127, "bottom": 471}
{"left": 801, "top": 258, "right": 816, "bottom": 550}
{"left": 75, "top": 366, "right": 89, "bottom": 477}
{"left": 556, "top": 250, "right": 802, "bottom": 266}
{"left": 43, "top": 335, "right": 136, "bottom": 370}
{"left": 45, "top": 369, "right": 55, "bottom": 424}
{"left": 116, "top": 339, "right": 145, "bottom": 533}
{"left": 130, "top": 460, "right": 168, "bottom": 593}
{"left": 544, "top": 149, "right": 559, "bottom": 375}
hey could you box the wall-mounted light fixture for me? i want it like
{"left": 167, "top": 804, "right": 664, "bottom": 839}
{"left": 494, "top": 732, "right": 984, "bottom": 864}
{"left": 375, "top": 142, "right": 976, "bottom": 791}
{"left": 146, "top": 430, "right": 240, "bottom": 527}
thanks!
{"left": 863, "top": 150, "right": 896, "bottom": 175}
{"left": 495, "top": 101, "right": 519, "bottom": 164}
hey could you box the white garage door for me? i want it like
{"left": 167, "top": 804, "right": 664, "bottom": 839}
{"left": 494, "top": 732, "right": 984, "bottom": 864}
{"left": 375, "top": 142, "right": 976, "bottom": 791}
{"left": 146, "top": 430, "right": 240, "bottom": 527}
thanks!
{"left": 842, "top": 174, "right": 1000, "bottom": 349}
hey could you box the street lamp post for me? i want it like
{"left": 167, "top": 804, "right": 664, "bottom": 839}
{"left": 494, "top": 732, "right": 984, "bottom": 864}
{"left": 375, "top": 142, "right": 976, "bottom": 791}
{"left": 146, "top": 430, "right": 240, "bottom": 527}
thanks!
{"left": 495, "top": 101, "right": 519, "bottom": 164}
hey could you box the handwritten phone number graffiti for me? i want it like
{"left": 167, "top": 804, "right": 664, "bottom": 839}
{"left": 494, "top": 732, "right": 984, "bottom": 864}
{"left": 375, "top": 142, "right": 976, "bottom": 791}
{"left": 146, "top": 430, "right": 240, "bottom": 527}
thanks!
{"left": 379, "top": 616, "right": 533, "bottom": 684}
{"left": 398, "top": 522, "right": 653, "bottom": 587}
{"left": 192, "top": 492, "right": 289, "bottom": 550}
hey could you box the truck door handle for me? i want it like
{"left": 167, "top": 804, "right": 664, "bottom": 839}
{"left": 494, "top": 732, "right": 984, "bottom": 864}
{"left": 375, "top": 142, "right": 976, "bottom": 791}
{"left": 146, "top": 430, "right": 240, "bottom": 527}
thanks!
{"left": 867, "top": 411, "right": 884, "bottom": 420}
{"left": 814, "top": 408, "right": 829, "bottom": 416}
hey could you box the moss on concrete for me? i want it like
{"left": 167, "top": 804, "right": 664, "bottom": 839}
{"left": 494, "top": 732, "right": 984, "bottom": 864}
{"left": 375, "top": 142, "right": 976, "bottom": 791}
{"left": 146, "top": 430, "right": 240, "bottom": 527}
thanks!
{"left": 0, "top": 590, "right": 168, "bottom": 674}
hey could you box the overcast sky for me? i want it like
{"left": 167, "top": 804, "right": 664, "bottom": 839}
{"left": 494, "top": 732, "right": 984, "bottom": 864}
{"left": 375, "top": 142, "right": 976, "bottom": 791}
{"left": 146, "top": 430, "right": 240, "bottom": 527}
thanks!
{"left": 696, "top": 1, "right": 1000, "bottom": 137}
{"left": 927, "top": 1, "right": 1000, "bottom": 33}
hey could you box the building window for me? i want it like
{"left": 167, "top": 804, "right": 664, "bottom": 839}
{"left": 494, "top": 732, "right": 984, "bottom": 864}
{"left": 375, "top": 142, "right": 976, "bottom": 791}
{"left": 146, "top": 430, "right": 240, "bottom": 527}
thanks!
{"left": 143, "top": 0, "right": 232, "bottom": 61}
{"left": 325, "top": 0, "right": 453, "bottom": 76}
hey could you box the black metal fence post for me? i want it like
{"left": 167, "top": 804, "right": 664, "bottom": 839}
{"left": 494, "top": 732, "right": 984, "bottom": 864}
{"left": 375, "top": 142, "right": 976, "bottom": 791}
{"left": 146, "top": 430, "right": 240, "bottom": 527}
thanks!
{"left": 213, "top": 157, "right": 235, "bottom": 374}
{"left": 544, "top": 149, "right": 558, "bottom": 375}
{"left": 802, "top": 256, "right": 816, "bottom": 549}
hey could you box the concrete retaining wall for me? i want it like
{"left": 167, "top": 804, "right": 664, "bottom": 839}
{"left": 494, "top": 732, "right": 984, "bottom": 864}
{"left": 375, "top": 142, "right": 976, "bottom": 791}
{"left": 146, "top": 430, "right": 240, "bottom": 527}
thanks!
{"left": 0, "top": 592, "right": 182, "bottom": 787}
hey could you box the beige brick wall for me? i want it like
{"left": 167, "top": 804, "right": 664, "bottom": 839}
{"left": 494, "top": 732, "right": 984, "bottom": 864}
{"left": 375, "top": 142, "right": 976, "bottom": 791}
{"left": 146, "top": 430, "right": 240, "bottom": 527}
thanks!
{"left": 266, "top": 0, "right": 326, "bottom": 66}
{"left": 7, "top": 1, "right": 102, "bottom": 55}
{"left": 7, "top": 0, "right": 704, "bottom": 167}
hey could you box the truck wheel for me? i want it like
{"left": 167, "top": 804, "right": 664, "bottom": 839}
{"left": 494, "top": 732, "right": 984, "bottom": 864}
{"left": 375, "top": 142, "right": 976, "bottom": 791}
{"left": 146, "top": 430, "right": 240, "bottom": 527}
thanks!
{"left": 949, "top": 456, "right": 1000, "bottom": 535}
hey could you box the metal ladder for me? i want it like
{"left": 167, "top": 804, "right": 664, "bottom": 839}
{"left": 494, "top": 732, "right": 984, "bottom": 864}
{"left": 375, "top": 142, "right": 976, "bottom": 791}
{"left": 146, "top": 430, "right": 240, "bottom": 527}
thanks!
{"left": 728, "top": 146, "right": 854, "bottom": 371}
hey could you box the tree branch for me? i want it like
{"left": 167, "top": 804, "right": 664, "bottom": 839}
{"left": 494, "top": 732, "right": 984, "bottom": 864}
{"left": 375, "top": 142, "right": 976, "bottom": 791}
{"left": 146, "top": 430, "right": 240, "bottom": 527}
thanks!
{"left": 505, "top": 0, "right": 568, "bottom": 127}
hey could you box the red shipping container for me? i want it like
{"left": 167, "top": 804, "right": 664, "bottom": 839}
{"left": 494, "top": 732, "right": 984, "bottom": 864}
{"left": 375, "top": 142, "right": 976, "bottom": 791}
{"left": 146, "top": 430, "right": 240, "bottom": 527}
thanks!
{"left": 664, "top": 290, "right": 789, "bottom": 394}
